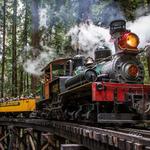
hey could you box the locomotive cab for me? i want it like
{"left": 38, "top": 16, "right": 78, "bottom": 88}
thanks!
{"left": 42, "top": 58, "right": 73, "bottom": 100}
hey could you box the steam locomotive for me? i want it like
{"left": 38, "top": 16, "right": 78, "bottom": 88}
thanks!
{"left": 40, "top": 20, "right": 150, "bottom": 124}
{"left": 0, "top": 20, "right": 150, "bottom": 124}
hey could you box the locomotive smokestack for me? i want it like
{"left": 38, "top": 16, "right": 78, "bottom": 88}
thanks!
{"left": 110, "top": 20, "right": 126, "bottom": 36}
{"left": 110, "top": 20, "right": 126, "bottom": 53}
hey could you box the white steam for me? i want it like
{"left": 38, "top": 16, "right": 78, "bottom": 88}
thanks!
{"left": 68, "top": 21, "right": 114, "bottom": 57}
{"left": 68, "top": 14, "right": 150, "bottom": 57}
{"left": 39, "top": 7, "right": 48, "bottom": 28}
{"left": 23, "top": 43, "right": 31, "bottom": 52}
{"left": 23, "top": 51, "right": 55, "bottom": 75}
{"left": 127, "top": 14, "right": 150, "bottom": 48}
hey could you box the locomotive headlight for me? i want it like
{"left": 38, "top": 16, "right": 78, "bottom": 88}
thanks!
{"left": 126, "top": 33, "right": 139, "bottom": 48}
{"left": 126, "top": 64, "right": 139, "bottom": 78}
{"left": 118, "top": 32, "right": 139, "bottom": 52}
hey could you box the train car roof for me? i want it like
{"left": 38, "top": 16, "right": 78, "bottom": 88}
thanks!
{"left": 42, "top": 58, "right": 71, "bottom": 71}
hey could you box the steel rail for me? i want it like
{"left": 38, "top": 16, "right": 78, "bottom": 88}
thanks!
{"left": 115, "top": 128, "right": 150, "bottom": 138}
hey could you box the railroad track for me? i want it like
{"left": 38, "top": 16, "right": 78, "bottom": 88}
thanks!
{"left": 0, "top": 118, "right": 150, "bottom": 150}
{"left": 115, "top": 128, "right": 150, "bottom": 139}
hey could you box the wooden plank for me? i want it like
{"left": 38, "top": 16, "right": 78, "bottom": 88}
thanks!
{"left": 61, "top": 144, "right": 89, "bottom": 150}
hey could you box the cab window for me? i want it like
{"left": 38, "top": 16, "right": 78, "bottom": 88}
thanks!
{"left": 52, "top": 64, "right": 64, "bottom": 79}
{"left": 45, "top": 68, "right": 50, "bottom": 82}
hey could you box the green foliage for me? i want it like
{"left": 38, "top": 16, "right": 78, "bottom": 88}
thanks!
{"left": 140, "top": 54, "right": 150, "bottom": 84}
{"left": 118, "top": 0, "right": 150, "bottom": 20}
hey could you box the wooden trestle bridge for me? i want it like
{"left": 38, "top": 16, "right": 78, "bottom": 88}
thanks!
{"left": 0, "top": 118, "right": 150, "bottom": 150}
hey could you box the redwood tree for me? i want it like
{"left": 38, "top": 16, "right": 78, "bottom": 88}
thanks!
{"left": 19, "top": 0, "right": 29, "bottom": 96}
{"left": 12, "top": 0, "right": 17, "bottom": 96}
{"left": 31, "top": 0, "right": 40, "bottom": 95}
{"left": 1, "top": 0, "right": 6, "bottom": 97}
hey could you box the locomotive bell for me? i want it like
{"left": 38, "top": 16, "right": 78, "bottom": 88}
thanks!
{"left": 85, "top": 57, "right": 94, "bottom": 65}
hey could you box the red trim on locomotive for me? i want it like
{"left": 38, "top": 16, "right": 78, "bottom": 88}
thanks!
{"left": 92, "top": 82, "right": 150, "bottom": 102}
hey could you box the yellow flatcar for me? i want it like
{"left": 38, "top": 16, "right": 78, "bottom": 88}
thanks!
{"left": 0, "top": 98, "right": 36, "bottom": 112}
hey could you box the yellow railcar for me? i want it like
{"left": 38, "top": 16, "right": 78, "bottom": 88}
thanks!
{"left": 0, "top": 98, "right": 36, "bottom": 112}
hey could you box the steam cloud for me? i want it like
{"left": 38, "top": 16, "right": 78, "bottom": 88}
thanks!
{"left": 68, "top": 14, "right": 150, "bottom": 56}
{"left": 67, "top": 22, "right": 114, "bottom": 57}
{"left": 39, "top": 7, "right": 48, "bottom": 28}
{"left": 127, "top": 14, "right": 150, "bottom": 48}
{"left": 23, "top": 50, "right": 55, "bottom": 75}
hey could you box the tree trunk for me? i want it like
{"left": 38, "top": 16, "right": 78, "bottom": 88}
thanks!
{"left": 31, "top": 0, "right": 40, "bottom": 95}
{"left": 12, "top": 0, "right": 17, "bottom": 97}
{"left": 31, "top": 0, "right": 40, "bottom": 56}
{"left": 19, "top": 69, "right": 23, "bottom": 96}
{"left": 19, "top": 0, "right": 29, "bottom": 96}
{"left": 27, "top": 74, "right": 29, "bottom": 94}
{"left": 1, "top": 0, "right": 6, "bottom": 98}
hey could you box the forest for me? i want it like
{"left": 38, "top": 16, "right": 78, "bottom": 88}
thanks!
{"left": 0, "top": 0, "right": 150, "bottom": 97}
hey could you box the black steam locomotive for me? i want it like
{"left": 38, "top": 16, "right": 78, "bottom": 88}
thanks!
{"left": 41, "top": 20, "right": 150, "bottom": 124}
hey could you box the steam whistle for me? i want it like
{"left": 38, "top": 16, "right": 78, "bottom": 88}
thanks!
{"left": 110, "top": 20, "right": 139, "bottom": 54}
